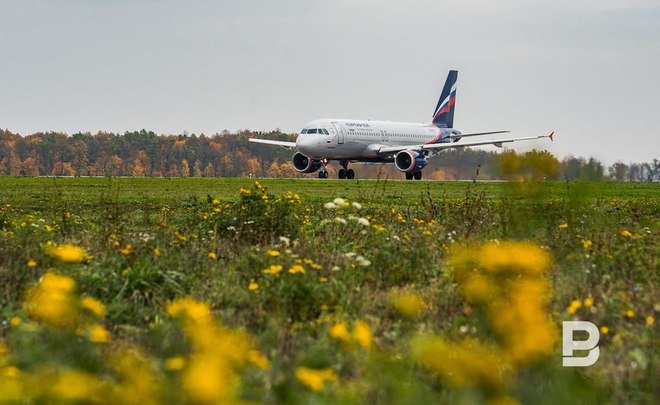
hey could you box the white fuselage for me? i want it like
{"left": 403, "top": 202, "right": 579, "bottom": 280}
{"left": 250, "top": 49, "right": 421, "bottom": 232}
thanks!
{"left": 296, "top": 118, "right": 460, "bottom": 161}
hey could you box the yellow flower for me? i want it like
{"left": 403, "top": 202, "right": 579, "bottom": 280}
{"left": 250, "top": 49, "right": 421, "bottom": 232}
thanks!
{"left": 319, "top": 277, "right": 328, "bottom": 283}
{"left": 165, "top": 356, "right": 186, "bottom": 371}
{"left": 620, "top": 229, "right": 632, "bottom": 238}
{"left": 27, "top": 259, "right": 37, "bottom": 268}
{"left": 289, "top": 264, "right": 305, "bottom": 274}
{"left": 353, "top": 320, "right": 372, "bottom": 349}
{"left": 581, "top": 239, "right": 592, "bottom": 249}
{"left": 120, "top": 244, "right": 133, "bottom": 255}
{"left": 166, "top": 297, "right": 212, "bottom": 325}
{"left": 248, "top": 281, "right": 259, "bottom": 291}
{"left": 389, "top": 291, "right": 425, "bottom": 318}
{"left": 212, "top": 199, "right": 220, "bottom": 206}
{"left": 583, "top": 297, "right": 594, "bottom": 307}
{"left": 625, "top": 309, "right": 634, "bottom": 318}
{"left": 295, "top": 367, "right": 336, "bottom": 392}
{"left": 47, "top": 244, "right": 87, "bottom": 263}
{"left": 412, "top": 337, "right": 511, "bottom": 391}
{"left": 85, "top": 324, "right": 110, "bottom": 343}
{"left": 329, "top": 322, "right": 351, "bottom": 343}
{"left": 80, "top": 296, "right": 106, "bottom": 318}
{"left": 9, "top": 316, "right": 21, "bottom": 326}
{"left": 25, "top": 272, "right": 77, "bottom": 327}
{"left": 600, "top": 326, "right": 609, "bottom": 335}
{"left": 248, "top": 350, "right": 270, "bottom": 370}
{"left": 559, "top": 223, "right": 568, "bottom": 229}
{"left": 153, "top": 247, "right": 160, "bottom": 256}
{"left": 645, "top": 315, "right": 654, "bottom": 325}
{"left": 1, "top": 366, "right": 19, "bottom": 378}
{"left": 208, "top": 252, "right": 217, "bottom": 260}
{"left": 567, "top": 299, "right": 582, "bottom": 315}
{"left": 266, "top": 249, "right": 280, "bottom": 257}
{"left": 239, "top": 188, "right": 251, "bottom": 196}
{"left": 263, "top": 264, "right": 283, "bottom": 276}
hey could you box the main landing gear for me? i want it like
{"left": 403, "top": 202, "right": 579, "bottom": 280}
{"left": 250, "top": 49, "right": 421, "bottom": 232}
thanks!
{"left": 405, "top": 171, "right": 423, "bottom": 180}
{"left": 338, "top": 161, "right": 355, "bottom": 180}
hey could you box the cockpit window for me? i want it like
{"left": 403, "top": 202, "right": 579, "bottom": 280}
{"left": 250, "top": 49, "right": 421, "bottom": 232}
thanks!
{"left": 322, "top": 129, "right": 330, "bottom": 135}
{"left": 307, "top": 129, "right": 318, "bottom": 134}
{"left": 301, "top": 129, "right": 308, "bottom": 134}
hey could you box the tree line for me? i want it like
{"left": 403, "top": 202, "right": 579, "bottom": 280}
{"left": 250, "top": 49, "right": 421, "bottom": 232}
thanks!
{"left": 0, "top": 129, "right": 658, "bottom": 181}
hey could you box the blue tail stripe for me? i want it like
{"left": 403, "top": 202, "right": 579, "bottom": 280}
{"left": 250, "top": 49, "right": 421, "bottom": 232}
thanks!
{"left": 432, "top": 70, "right": 458, "bottom": 128}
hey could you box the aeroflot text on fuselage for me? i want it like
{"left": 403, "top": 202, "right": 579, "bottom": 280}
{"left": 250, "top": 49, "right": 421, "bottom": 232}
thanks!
{"left": 249, "top": 70, "right": 553, "bottom": 180}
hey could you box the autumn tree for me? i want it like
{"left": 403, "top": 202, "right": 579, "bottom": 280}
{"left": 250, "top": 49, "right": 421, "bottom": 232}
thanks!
{"left": 22, "top": 157, "right": 40, "bottom": 176}
{"left": 203, "top": 162, "right": 215, "bottom": 177}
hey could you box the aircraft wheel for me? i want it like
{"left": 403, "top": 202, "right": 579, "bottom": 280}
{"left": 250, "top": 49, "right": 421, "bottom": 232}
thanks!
{"left": 346, "top": 169, "right": 355, "bottom": 179}
{"left": 338, "top": 169, "right": 346, "bottom": 179}
{"left": 318, "top": 170, "right": 328, "bottom": 179}
{"left": 414, "top": 171, "right": 422, "bottom": 180}
{"left": 405, "top": 172, "right": 413, "bottom": 180}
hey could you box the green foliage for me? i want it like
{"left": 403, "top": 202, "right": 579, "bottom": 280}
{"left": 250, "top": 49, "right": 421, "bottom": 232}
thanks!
{"left": 0, "top": 178, "right": 657, "bottom": 403}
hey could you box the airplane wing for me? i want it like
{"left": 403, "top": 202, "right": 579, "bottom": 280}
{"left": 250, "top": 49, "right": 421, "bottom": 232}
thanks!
{"left": 249, "top": 138, "right": 297, "bottom": 149}
{"left": 378, "top": 131, "right": 554, "bottom": 155}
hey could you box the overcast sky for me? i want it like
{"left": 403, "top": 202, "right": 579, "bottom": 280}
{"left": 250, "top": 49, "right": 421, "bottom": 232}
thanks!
{"left": 1, "top": 0, "right": 658, "bottom": 163}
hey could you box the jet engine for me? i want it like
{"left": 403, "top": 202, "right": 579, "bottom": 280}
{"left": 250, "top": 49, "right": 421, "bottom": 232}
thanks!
{"left": 394, "top": 150, "right": 428, "bottom": 173}
{"left": 292, "top": 152, "right": 321, "bottom": 173}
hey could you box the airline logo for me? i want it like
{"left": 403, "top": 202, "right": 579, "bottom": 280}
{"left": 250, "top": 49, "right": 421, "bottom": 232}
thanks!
{"left": 433, "top": 83, "right": 457, "bottom": 121}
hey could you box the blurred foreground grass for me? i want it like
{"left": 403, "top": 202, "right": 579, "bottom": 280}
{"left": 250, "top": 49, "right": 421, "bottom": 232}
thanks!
{"left": 0, "top": 177, "right": 657, "bottom": 404}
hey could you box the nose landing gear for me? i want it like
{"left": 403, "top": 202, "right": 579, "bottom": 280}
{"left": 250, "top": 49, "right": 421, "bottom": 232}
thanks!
{"left": 317, "top": 158, "right": 330, "bottom": 179}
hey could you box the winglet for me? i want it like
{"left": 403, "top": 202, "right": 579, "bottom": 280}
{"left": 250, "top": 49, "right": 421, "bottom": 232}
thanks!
{"left": 548, "top": 131, "right": 554, "bottom": 142}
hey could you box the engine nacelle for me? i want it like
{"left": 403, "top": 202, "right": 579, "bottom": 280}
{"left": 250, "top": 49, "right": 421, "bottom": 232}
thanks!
{"left": 394, "top": 150, "right": 428, "bottom": 173}
{"left": 292, "top": 152, "right": 321, "bottom": 173}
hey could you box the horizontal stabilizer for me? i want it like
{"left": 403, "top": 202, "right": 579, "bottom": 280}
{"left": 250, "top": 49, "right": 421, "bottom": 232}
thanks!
{"left": 449, "top": 130, "right": 509, "bottom": 139}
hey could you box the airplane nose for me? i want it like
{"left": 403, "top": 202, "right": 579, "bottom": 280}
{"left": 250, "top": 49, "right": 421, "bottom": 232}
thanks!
{"left": 296, "top": 136, "right": 315, "bottom": 155}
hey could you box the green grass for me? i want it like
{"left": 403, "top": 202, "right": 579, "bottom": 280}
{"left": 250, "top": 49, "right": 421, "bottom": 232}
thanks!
{"left": 1, "top": 177, "right": 658, "bottom": 206}
{"left": 0, "top": 177, "right": 657, "bottom": 404}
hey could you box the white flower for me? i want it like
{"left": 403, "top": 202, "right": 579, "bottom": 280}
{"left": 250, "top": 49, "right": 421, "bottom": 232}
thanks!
{"left": 333, "top": 198, "right": 346, "bottom": 206}
{"left": 352, "top": 202, "right": 362, "bottom": 210}
{"left": 331, "top": 266, "right": 341, "bottom": 272}
{"left": 356, "top": 256, "right": 371, "bottom": 267}
{"left": 279, "top": 236, "right": 291, "bottom": 246}
{"left": 334, "top": 217, "right": 347, "bottom": 224}
{"left": 344, "top": 252, "right": 357, "bottom": 258}
{"left": 357, "top": 217, "right": 370, "bottom": 226}
{"left": 227, "top": 226, "right": 237, "bottom": 231}
{"left": 347, "top": 214, "right": 357, "bottom": 220}
{"left": 324, "top": 202, "right": 337, "bottom": 209}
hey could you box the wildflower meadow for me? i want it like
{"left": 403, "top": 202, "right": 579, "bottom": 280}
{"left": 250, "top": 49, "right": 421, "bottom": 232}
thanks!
{"left": 0, "top": 177, "right": 657, "bottom": 404}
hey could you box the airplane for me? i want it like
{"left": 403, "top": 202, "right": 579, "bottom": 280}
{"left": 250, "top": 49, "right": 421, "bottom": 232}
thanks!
{"left": 249, "top": 70, "right": 553, "bottom": 180}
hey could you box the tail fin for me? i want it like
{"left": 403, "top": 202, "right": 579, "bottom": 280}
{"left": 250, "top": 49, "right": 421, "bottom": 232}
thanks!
{"left": 431, "top": 70, "right": 458, "bottom": 128}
